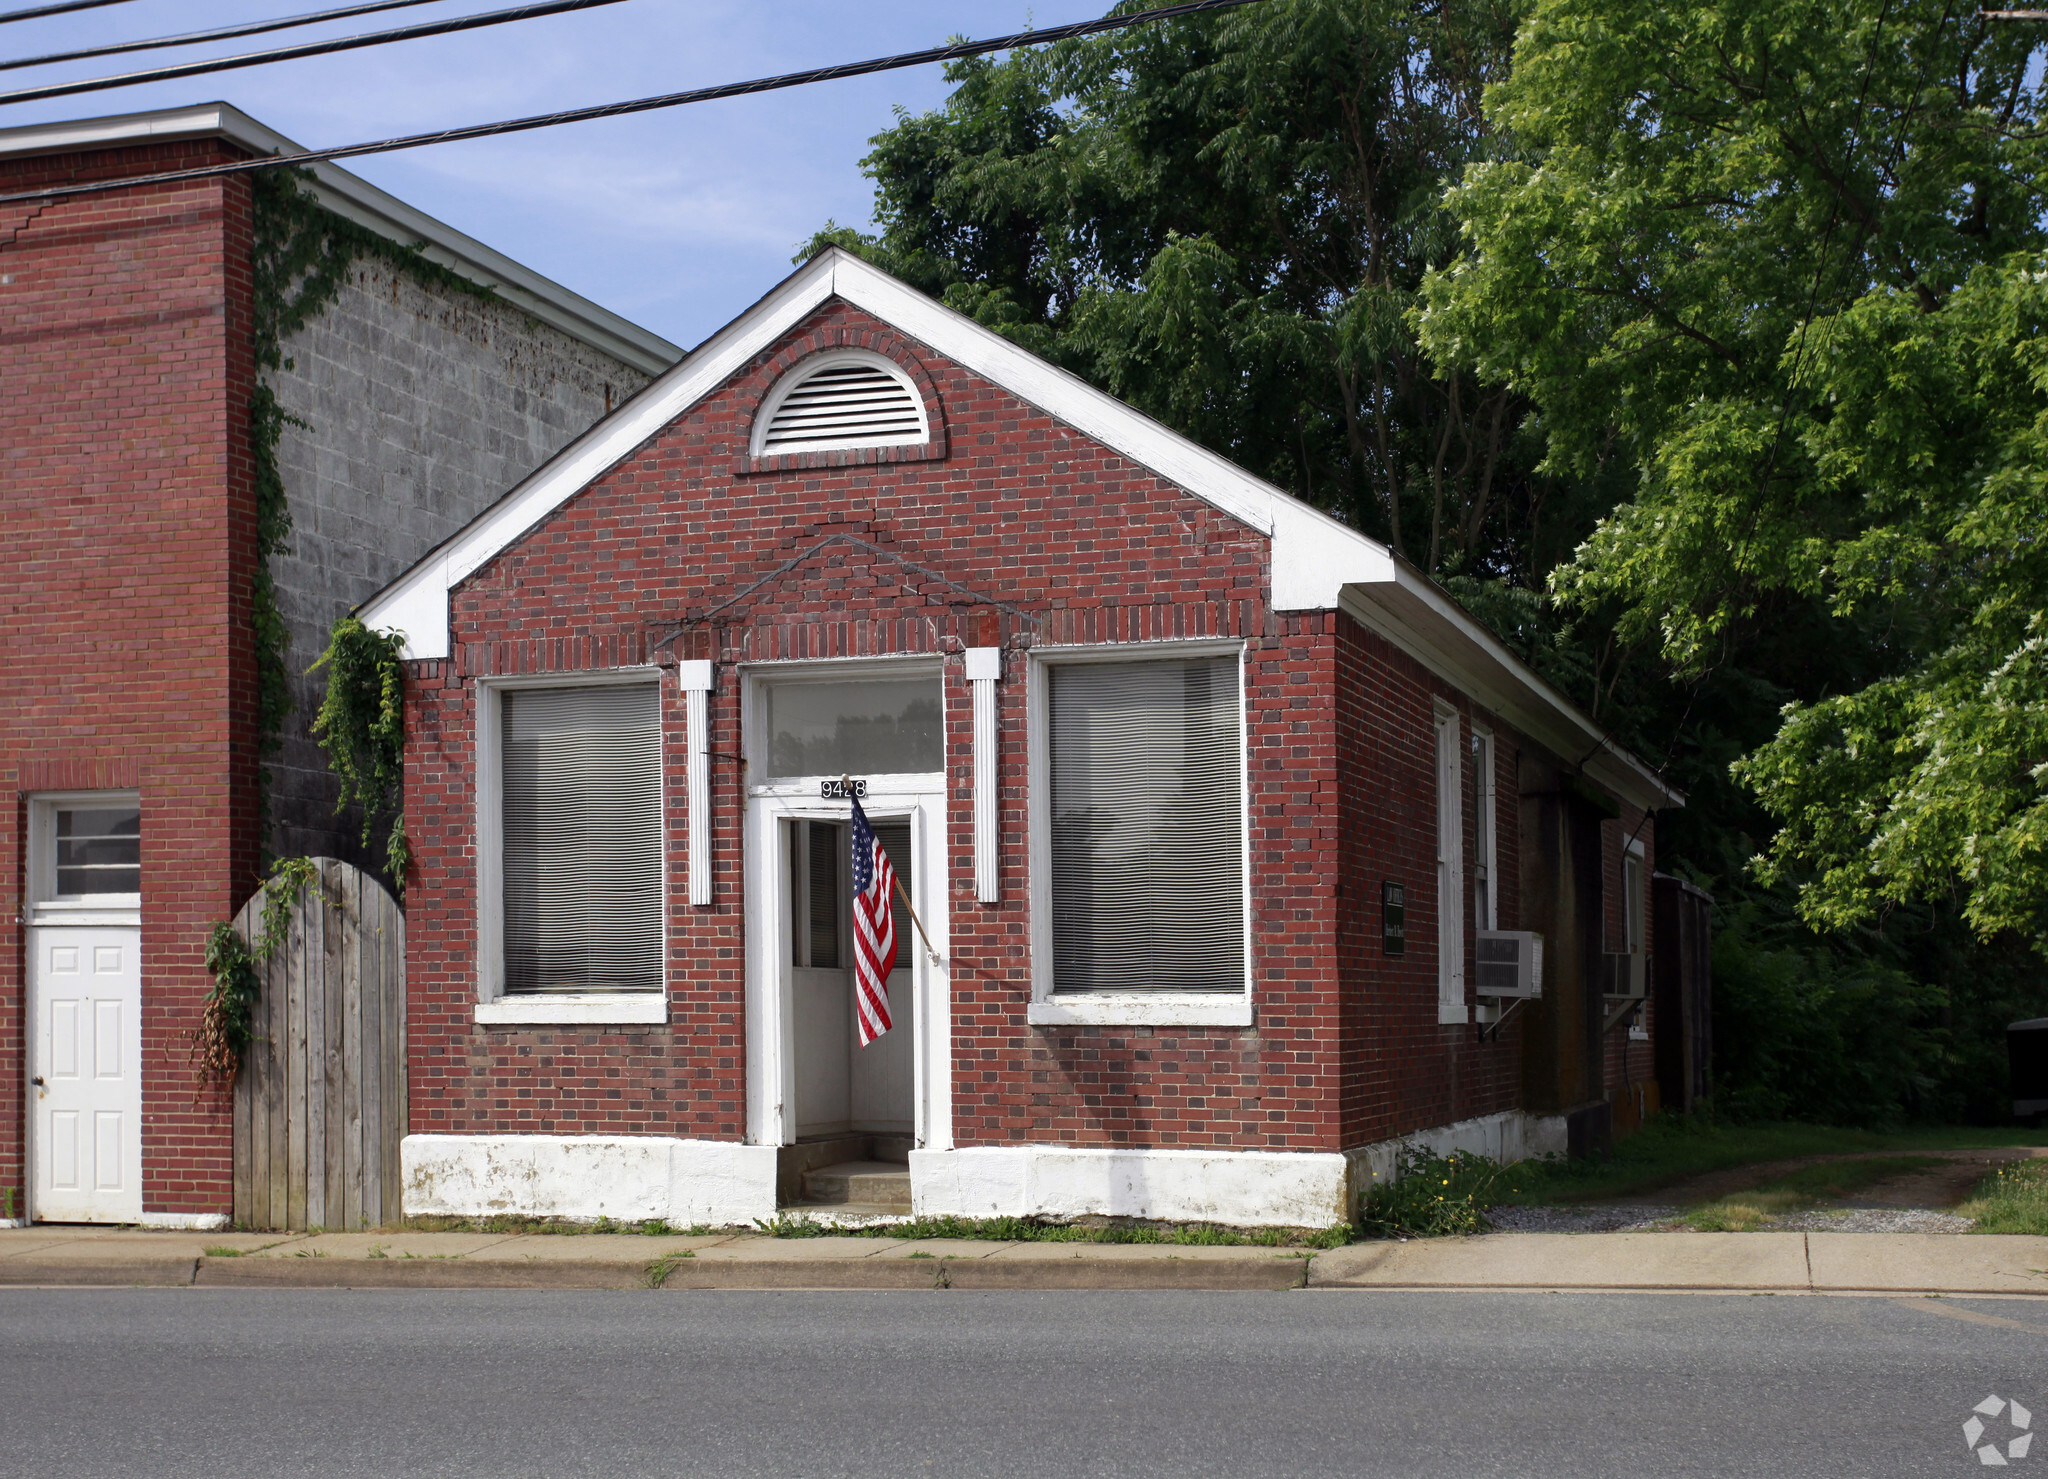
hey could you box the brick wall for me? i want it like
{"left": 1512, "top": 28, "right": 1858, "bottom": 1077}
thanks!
{"left": 0, "top": 139, "right": 260, "bottom": 1216}
{"left": 267, "top": 254, "right": 653, "bottom": 874}
{"left": 403, "top": 300, "right": 1358, "bottom": 1150}
{"left": 1334, "top": 614, "right": 1528, "bottom": 1145}
{"left": 399, "top": 298, "right": 1631, "bottom": 1161}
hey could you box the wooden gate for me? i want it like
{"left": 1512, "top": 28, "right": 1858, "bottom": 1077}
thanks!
{"left": 231, "top": 858, "right": 406, "bottom": 1231}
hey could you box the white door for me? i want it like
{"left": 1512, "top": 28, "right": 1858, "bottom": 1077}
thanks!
{"left": 31, "top": 926, "right": 143, "bottom": 1222}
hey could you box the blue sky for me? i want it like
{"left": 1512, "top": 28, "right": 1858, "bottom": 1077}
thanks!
{"left": 5, "top": 0, "right": 1104, "bottom": 347}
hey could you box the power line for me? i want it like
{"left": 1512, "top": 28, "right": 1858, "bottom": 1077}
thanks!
{"left": 0, "top": 0, "right": 638, "bottom": 107}
{"left": 0, "top": 0, "right": 140, "bottom": 26}
{"left": 2, "top": 0, "right": 457, "bottom": 75}
{"left": 0, "top": 0, "right": 1272, "bottom": 206}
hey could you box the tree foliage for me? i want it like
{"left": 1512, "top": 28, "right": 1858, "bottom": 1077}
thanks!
{"left": 811, "top": 0, "right": 1559, "bottom": 575}
{"left": 1419, "top": 0, "right": 2048, "bottom": 952}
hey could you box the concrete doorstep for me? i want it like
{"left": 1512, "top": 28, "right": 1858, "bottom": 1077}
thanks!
{"left": 1, "top": 1227, "right": 2045, "bottom": 1294}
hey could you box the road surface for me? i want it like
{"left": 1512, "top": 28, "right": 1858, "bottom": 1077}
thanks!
{"left": 2, "top": 1287, "right": 2039, "bottom": 1476}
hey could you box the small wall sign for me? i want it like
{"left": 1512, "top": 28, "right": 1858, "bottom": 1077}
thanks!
{"left": 1382, "top": 880, "right": 1406, "bottom": 956}
{"left": 820, "top": 778, "right": 867, "bottom": 800}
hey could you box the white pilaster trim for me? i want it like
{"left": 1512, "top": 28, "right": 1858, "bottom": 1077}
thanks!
{"left": 965, "top": 646, "right": 1002, "bottom": 903}
{"left": 679, "top": 661, "right": 714, "bottom": 907}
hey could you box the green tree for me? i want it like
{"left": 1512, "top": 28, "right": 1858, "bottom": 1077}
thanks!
{"left": 811, "top": 0, "right": 1550, "bottom": 575}
{"left": 1419, "top": 0, "right": 2048, "bottom": 954}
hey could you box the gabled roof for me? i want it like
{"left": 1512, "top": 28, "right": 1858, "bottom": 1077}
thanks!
{"left": 0, "top": 104, "right": 682, "bottom": 375}
{"left": 359, "top": 247, "right": 1680, "bottom": 811}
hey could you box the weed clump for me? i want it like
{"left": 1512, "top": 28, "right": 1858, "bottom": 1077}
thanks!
{"left": 1356, "top": 1148, "right": 1506, "bottom": 1238}
{"left": 1957, "top": 1159, "right": 2048, "bottom": 1235}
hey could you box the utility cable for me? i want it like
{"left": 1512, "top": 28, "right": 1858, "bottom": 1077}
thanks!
{"left": 0, "top": 0, "right": 1272, "bottom": 205}
{"left": 0, "top": 0, "right": 638, "bottom": 107}
{"left": 0, "top": 0, "right": 139, "bottom": 26}
{"left": 2, "top": 0, "right": 456, "bottom": 74}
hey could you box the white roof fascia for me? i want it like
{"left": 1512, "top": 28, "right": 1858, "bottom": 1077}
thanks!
{"left": 1339, "top": 573, "right": 1683, "bottom": 812}
{"left": 0, "top": 103, "right": 682, "bottom": 376}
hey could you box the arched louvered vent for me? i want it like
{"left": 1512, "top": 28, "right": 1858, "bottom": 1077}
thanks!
{"left": 755, "top": 354, "right": 928, "bottom": 455}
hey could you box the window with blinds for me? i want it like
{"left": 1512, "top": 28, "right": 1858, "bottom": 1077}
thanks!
{"left": 1048, "top": 657, "right": 1245, "bottom": 994}
{"left": 500, "top": 683, "right": 664, "bottom": 995}
{"left": 757, "top": 357, "right": 927, "bottom": 455}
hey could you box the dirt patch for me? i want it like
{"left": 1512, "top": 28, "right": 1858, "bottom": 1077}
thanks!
{"left": 1604, "top": 1148, "right": 2046, "bottom": 1212}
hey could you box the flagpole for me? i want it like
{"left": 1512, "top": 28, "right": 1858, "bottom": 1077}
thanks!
{"left": 845, "top": 775, "right": 943, "bottom": 967}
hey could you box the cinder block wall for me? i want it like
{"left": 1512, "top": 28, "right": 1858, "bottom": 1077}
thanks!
{"left": 0, "top": 140, "right": 262, "bottom": 1216}
{"left": 266, "top": 255, "right": 652, "bottom": 874}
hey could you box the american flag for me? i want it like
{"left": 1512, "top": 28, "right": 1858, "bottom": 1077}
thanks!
{"left": 848, "top": 794, "right": 898, "bottom": 1046}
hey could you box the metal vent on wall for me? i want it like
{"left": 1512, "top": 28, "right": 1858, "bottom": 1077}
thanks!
{"left": 757, "top": 357, "right": 927, "bottom": 455}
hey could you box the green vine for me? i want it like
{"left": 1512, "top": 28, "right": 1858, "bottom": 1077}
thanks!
{"left": 194, "top": 857, "right": 322, "bottom": 1093}
{"left": 311, "top": 616, "right": 411, "bottom": 888}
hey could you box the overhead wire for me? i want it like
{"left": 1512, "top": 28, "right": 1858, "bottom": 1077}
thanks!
{"left": 0, "top": 0, "right": 639, "bottom": 107}
{"left": 1, "top": 0, "right": 458, "bottom": 74}
{"left": 0, "top": 0, "right": 1273, "bottom": 206}
{"left": 0, "top": 0, "right": 139, "bottom": 25}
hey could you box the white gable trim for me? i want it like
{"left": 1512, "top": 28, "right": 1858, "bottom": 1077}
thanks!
{"left": 359, "top": 248, "right": 1679, "bottom": 813}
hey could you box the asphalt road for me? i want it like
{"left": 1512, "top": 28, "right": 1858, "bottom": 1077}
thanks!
{"left": 1, "top": 1288, "right": 2042, "bottom": 1477}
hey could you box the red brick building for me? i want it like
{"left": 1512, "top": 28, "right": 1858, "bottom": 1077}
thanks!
{"left": 2, "top": 106, "right": 675, "bottom": 1228}
{"left": 369, "top": 249, "right": 1681, "bottom": 1229}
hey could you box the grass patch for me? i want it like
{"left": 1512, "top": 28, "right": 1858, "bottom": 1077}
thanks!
{"left": 1489, "top": 1117, "right": 2043, "bottom": 1207}
{"left": 201, "top": 1245, "right": 243, "bottom": 1258}
{"left": 751, "top": 1211, "right": 1342, "bottom": 1248}
{"left": 1957, "top": 1159, "right": 2048, "bottom": 1235}
{"left": 404, "top": 1214, "right": 717, "bottom": 1237}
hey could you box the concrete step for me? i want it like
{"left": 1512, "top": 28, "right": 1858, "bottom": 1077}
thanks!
{"left": 800, "top": 1160, "right": 912, "bottom": 1210}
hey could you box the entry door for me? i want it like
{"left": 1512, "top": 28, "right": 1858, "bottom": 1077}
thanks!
{"left": 31, "top": 926, "right": 143, "bottom": 1222}
{"left": 788, "top": 816, "right": 914, "bottom": 1138}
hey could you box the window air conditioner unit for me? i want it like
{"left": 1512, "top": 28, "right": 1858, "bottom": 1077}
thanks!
{"left": 1475, "top": 930, "right": 1543, "bottom": 999}
{"left": 1602, "top": 951, "right": 1647, "bottom": 999}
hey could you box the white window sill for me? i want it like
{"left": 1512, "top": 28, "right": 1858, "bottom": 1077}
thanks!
{"left": 1027, "top": 994, "right": 1253, "bottom": 1027}
{"left": 475, "top": 995, "right": 668, "bottom": 1025}
{"left": 1438, "top": 1004, "right": 1470, "bottom": 1025}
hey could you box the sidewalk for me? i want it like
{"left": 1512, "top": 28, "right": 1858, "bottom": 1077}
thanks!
{"left": 5, "top": 1225, "right": 2048, "bottom": 1293}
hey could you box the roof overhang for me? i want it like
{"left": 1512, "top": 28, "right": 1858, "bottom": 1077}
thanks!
{"left": 359, "top": 246, "right": 1681, "bottom": 814}
{"left": 0, "top": 103, "right": 682, "bottom": 375}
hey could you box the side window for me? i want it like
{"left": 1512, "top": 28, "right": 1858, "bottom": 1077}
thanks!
{"left": 1047, "top": 657, "right": 1245, "bottom": 995}
{"left": 498, "top": 683, "right": 664, "bottom": 994}
{"left": 1434, "top": 704, "right": 1466, "bottom": 1023}
{"left": 1470, "top": 729, "right": 1496, "bottom": 932}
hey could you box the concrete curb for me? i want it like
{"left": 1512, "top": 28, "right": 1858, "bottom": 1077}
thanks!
{"left": 0, "top": 1254, "right": 1312, "bottom": 1292}
{"left": 0, "top": 1259, "right": 197, "bottom": 1287}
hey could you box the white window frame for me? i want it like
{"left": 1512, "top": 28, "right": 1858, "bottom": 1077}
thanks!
{"left": 1434, "top": 702, "right": 1468, "bottom": 1025}
{"left": 1470, "top": 726, "right": 1497, "bottom": 934}
{"left": 740, "top": 653, "right": 948, "bottom": 793}
{"left": 473, "top": 667, "right": 669, "bottom": 1025}
{"left": 1025, "top": 638, "right": 1253, "bottom": 1027}
{"left": 1623, "top": 836, "right": 1647, "bottom": 957}
{"left": 26, "top": 790, "right": 142, "bottom": 928}
{"left": 748, "top": 348, "right": 930, "bottom": 458}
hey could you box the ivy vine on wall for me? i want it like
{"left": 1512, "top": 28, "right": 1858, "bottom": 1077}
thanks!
{"left": 193, "top": 857, "right": 321, "bottom": 1094}
{"left": 311, "top": 616, "right": 411, "bottom": 887}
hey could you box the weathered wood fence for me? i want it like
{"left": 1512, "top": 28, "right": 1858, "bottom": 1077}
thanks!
{"left": 231, "top": 858, "right": 406, "bottom": 1231}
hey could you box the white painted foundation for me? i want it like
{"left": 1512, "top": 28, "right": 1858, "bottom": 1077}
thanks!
{"left": 137, "top": 1211, "right": 231, "bottom": 1231}
{"left": 402, "top": 1134, "right": 779, "bottom": 1226}
{"left": 910, "top": 1145, "right": 1351, "bottom": 1229}
{"left": 1344, "top": 1108, "right": 1569, "bottom": 1200}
